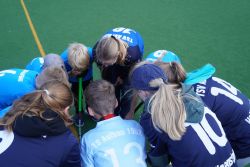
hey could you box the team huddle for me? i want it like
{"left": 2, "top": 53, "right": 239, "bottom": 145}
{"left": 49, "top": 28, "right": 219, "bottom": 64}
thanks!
{"left": 0, "top": 27, "right": 249, "bottom": 167}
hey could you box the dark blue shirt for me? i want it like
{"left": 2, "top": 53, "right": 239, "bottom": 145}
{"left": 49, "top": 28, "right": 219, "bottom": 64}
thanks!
{"left": 192, "top": 76, "right": 250, "bottom": 159}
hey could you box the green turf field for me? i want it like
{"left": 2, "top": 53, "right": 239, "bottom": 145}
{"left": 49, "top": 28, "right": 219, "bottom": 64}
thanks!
{"left": 0, "top": 0, "right": 249, "bottom": 96}
{"left": 0, "top": 0, "right": 250, "bottom": 135}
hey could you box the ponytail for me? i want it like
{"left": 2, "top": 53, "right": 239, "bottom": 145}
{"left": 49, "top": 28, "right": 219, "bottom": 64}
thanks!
{"left": 111, "top": 36, "right": 128, "bottom": 65}
{"left": 0, "top": 81, "right": 73, "bottom": 131}
{"left": 0, "top": 91, "right": 46, "bottom": 131}
{"left": 149, "top": 79, "right": 186, "bottom": 140}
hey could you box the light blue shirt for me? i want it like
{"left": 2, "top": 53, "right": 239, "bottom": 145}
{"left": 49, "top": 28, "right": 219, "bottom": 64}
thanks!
{"left": 145, "top": 50, "right": 181, "bottom": 63}
{"left": 0, "top": 69, "right": 37, "bottom": 111}
{"left": 0, "top": 106, "right": 11, "bottom": 118}
{"left": 81, "top": 116, "right": 147, "bottom": 167}
{"left": 25, "top": 57, "right": 44, "bottom": 73}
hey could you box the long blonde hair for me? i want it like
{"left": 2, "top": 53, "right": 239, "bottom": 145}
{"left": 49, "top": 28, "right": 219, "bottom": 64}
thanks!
{"left": 0, "top": 80, "right": 74, "bottom": 131}
{"left": 95, "top": 36, "right": 128, "bottom": 65}
{"left": 149, "top": 78, "right": 187, "bottom": 141}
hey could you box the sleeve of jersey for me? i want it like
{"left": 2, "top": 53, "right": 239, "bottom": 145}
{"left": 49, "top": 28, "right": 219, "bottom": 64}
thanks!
{"left": 0, "top": 106, "right": 11, "bottom": 118}
{"left": 125, "top": 30, "right": 144, "bottom": 64}
{"left": 25, "top": 57, "right": 43, "bottom": 73}
{"left": 87, "top": 47, "right": 93, "bottom": 62}
{"left": 127, "top": 46, "right": 143, "bottom": 64}
{"left": 81, "top": 135, "right": 95, "bottom": 167}
{"left": 139, "top": 111, "right": 159, "bottom": 146}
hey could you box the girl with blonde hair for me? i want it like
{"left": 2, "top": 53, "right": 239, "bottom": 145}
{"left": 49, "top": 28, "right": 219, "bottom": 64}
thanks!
{"left": 0, "top": 80, "right": 80, "bottom": 167}
{"left": 154, "top": 61, "right": 250, "bottom": 166}
{"left": 146, "top": 50, "right": 250, "bottom": 166}
{"left": 93, "top": 27, "right": 144, "bottom": 118}
{"left": 61, "top": 42, "right": 93, "bottom": 124}
{"left": 130, "top": 63, "right": 236, "bottom": 167}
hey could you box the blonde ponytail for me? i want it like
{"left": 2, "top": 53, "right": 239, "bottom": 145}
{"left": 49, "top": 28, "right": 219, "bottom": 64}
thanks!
{"left": 150, "top": 80, "right": 186, "bottom": 140}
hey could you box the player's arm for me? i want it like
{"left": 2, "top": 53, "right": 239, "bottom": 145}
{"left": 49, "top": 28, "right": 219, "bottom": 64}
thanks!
{"left": 147, "top": 138, "right": 170, "bottom": 167}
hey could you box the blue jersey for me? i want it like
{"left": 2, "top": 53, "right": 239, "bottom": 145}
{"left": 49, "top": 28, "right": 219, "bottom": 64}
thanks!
{"left": 142, "top": 107, "right": 237, "bottom": 167}
{"left": 193, "top": 77, "right": 250, "bottom": 159}
{"left": 0, "top": 128, "right": 80, "bottom": 167}
{"left": 145, "top": 50, "right": 181, "bottom": 63}
{"left": 103, "top": 27, "right": 144, "bottom": 65}
{"left": 81, "top": 116, "right": 146, "bottom": 167}
{"left": 0, "top": 106, "right": 11, "bottom": 118}
{"left": 0, "top": 69, "right": 37, "bottom": 111}
{"left": 61, "top": 47, "right": 93, "bottom": 83}
{"left": 25, "top": 57, "right": 44, "bottom": 73}
{"left": 93, "top": 27, "right": 144, "bottom": 83}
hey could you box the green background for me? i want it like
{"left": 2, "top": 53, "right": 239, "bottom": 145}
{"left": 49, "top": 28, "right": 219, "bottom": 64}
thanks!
{"left": 0, "top": 0, "right": 250, "bottom": 133}
{"left": 1, "top": 0, "right": 249, "bottom": 95}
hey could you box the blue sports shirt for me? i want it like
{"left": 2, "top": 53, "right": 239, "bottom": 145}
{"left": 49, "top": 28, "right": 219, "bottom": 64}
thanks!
{"left": 81, "top": 116, "right": 147, "bottom": 167}
{"left": 25, "top": 57, "right": 44, "bottom": 73}
{"left": 0, "top": 69, "right": 37, "bottom": 111}
{"left": 102, "top": 27, "right": 144, "bottom": 65}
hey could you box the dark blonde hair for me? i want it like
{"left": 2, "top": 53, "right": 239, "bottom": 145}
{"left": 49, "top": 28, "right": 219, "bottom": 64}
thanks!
{"left": 95, "top": 36, "right": 128, "bottom": 65}
{"left": 84, "top": 80, "right": 116, "bottom": 115}
{"left": 154, "top": 61, "right": 186, "bottom": 84}
{"left": 68, "top": 43, "right": 90, "bottom": 71}
{"left": 0, "top": 80, "right": 74, "bottom": 131}
{"left": 149, "top": 80, "right": 186, "bottom": 141}
{"left": 36, "top": 66, "right": 70, "bottom": 89}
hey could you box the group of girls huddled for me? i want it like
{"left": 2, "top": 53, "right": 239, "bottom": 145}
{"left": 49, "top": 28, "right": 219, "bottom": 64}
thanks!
{"left": 0, "top": 27, "right": 249, "bottom": 167}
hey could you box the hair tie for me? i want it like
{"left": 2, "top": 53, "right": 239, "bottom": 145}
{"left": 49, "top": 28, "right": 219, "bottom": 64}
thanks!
{"left": 44, "top": 89, "right": 50, "bottom": 95}
{"left": 159, "top": 78, "right": 166, "bottom": 86}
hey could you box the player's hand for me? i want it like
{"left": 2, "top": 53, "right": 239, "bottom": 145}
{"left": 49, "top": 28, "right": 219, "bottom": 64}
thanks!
{"left": 68, "top": 68, "right": 85, "bottom": 77}
{"left": 115, "top": 77, "right": 123, "bottom": 86}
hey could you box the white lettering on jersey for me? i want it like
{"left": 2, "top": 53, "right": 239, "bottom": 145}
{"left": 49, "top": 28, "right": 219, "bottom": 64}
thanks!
{"left": 215, "top": 150, "right": 236, "bottom": 167}
{"left": 105, "top": 142, "right": 146, "bottom": 167}
{"left": 245, "top": 112, "right": 250, "bottom": 124}
{"left": 0, "top": 70, "right": 16, "bottom": 77}
{"left": 90, "top": 128, "right": 143, "bottom": 148}
{"left": 112, "top": 27, "right": 136, "bottom": 34}
{"left": 211, "top": 77, "right": 243, "bottom": 105}
{"left": 186, "top": 107, "right": 227, "bottom": 155}
{"left": 196, "top": 85, "right": 206, "bottom": 97}
{"left": 18, "top": 70, "right": 28, "bottom": 82}
{"left": 0, "top": 130, "right": 14, "bottom": 154}
{"left": 103, "top": 34, "right": 133, "bottom": 43}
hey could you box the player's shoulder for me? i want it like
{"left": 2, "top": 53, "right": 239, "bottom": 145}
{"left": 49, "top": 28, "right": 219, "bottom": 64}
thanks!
{"left": 82, "top": 127, "right": 98, "bottom": 141}
{"left": 87, "top": 47, "right": 93, "bottom": 58}
{"left": 124, "top": 119, "right": 143, "bottom": 130}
